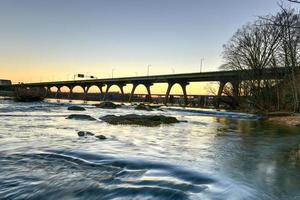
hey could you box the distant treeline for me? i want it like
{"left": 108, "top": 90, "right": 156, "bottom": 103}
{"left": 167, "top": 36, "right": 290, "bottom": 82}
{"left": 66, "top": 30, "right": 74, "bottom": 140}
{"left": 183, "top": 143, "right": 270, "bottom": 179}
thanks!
{"left": 221, "top": 3, "right": 300, "bottom": 112}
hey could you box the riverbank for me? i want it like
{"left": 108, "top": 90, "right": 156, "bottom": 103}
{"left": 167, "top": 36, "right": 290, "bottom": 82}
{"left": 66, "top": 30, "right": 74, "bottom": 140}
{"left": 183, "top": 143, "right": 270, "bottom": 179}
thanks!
{"left": 267, "top": 112, "right": 300, "bottom": 127}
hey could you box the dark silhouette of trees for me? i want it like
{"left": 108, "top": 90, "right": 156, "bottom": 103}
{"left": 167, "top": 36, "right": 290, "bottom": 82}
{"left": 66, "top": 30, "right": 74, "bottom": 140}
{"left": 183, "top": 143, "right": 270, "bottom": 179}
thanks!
{"left": 287, "top": 0, "right": 300, "bottom": 4}
{"left": 222, "top": 6, "right": 300, "bottom": 112}
{"left": 272, "top": 7, "right": 300, "bottom": 111}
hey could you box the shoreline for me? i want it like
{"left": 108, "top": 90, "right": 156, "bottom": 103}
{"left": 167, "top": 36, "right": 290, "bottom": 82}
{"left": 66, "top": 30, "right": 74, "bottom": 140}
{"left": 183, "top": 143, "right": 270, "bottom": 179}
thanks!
{"left": 2, "top": 96, "right": 300, "bottom": 127}
{"left": 267, "top": 113, "right": 300, "bottom": 127}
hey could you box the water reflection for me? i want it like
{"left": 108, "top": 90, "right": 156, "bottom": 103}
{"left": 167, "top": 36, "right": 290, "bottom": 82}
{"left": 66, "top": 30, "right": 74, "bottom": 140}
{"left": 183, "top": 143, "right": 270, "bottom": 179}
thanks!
{"left": 212, "top": 118, "right": 300, "bottom": 199}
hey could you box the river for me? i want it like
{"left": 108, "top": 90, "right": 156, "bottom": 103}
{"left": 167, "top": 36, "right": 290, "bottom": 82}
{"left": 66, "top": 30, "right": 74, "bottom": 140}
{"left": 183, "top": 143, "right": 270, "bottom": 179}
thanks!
{"left": 0, "top": 99, "right": 299, "bottom": 200}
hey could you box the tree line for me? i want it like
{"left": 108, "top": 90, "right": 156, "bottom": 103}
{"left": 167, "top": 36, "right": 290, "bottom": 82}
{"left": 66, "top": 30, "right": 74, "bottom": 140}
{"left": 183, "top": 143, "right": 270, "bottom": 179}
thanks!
{"left": 221, "top": 2, "right": 300, "bottom": 112}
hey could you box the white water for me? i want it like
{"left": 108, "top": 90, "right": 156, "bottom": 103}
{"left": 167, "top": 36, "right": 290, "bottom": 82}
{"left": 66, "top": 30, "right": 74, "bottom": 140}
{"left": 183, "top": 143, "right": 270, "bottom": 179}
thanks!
{"left": 0, "top": 99, "right": 300, "bottom": 199}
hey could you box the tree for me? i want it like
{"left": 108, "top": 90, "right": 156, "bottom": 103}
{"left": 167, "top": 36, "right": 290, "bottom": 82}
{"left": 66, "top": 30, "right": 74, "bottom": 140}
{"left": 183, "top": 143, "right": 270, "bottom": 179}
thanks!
{"left": 269, "top": 7, "right": 300, "bottom": 111}
{"left": 222, "top": 6, "right": 300, "bottom": 112}
{"left": 222, "top": 18, "right": 282, "bottom": 110}
{"left": 287, "top": 0, "right": 300, "bottom": 4}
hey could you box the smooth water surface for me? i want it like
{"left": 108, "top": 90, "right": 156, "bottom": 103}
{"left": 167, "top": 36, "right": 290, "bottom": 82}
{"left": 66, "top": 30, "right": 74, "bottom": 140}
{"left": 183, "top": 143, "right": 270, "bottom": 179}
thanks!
{"left": 0, "top": 99, "right": 299, "bottom": 200}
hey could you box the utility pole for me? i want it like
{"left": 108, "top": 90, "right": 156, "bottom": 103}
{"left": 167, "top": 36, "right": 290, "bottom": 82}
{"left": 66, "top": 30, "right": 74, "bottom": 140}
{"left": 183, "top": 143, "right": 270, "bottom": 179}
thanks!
{"left": 147, "top": 64, "right": 151, "bottom": 76}
{"left": 112, "top": 68, "right": 115, "bottom": 79}
{"left": 171, "top": 67, "right": 175, "bottom": 74}
{"left": 200, "top": 58, "right": 204, "bottom": 73}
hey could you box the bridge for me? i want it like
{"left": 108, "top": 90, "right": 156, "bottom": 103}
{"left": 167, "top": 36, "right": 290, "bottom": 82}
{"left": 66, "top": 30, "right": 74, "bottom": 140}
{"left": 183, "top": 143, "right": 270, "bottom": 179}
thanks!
{"left": 11, "top": 67, "right": 292, "bottom": 106}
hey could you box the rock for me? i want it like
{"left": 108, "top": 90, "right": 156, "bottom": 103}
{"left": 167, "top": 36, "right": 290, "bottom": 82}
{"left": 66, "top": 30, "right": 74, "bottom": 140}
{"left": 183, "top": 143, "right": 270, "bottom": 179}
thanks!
{"left": 78, "top": 131, "right": 95, "bottom": 137}
{"left": 96, "top": 101, "right": 120, "bottom": 109}
{"left": 100, "top": 114, "right": 179, "bottom": 127}
{"left": 68, "top": 106, "right": 86, "bottom": 111}
{"left": 67, "top": 114, "right": 96, "bottom": 121}
{"left": 135, "top": 103, "right": 153, "bottom": 111}
{"left": 179, "top": 120, "right": 188, "bottom": 123}
{"left": 95, "top": 135, "right": 107, "bottom": 140}
{"left": 267, "top": 112, "right": 293, "bottom": 117}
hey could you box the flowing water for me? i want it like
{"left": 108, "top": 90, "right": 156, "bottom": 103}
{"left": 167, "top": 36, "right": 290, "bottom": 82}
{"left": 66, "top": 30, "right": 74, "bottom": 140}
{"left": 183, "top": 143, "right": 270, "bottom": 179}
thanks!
{"left": 0, "top": 99, "right": 300, "bottom": 200}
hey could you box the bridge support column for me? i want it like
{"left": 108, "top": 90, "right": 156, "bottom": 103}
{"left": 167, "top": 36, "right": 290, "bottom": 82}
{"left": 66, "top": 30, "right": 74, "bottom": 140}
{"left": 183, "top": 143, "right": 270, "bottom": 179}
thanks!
{"left": 118, "top": 84, "right": 126, "bottom": 102}
{"left": 216, "top": 81, "right": 226, "bottom": 109}
{"left": 230, "top": 80, "right": 240, "bottom": 98}
{"left": 102, "top": 84, "right": 111, "bottom": 101}
{"left": 129, "top": 84, "right": 138, "bottom": 103}
{"left": 145, "top": 83, "right": 153, "bottom": 102}
{"left": 164, "top": 82, "right": 175, "bottom": 105}
{"left": 179, "top": 82, "right": 189, "bottom": 106}
{"left": 98, "top": 85, "right": 104, "bottom": 94}
{"left": 68, "top": 86, "right": 74, "bottom": 100}
{"left": 83, "top": 86, "right": 90, "bottom": 102}
{"left": 44, "top": 87, "right": 50, "bottom": 98}
{"left": 230, "top": 80, "right": 240, "bottom": 108}
{"left": 55, "top": 87, "right": 61, "bottom": 99}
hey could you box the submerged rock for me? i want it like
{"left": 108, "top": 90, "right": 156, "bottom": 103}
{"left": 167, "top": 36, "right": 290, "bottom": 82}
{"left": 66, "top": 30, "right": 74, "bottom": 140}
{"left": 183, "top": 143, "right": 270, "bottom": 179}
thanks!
{"left": 95, "top": 135, "right": 107, "bottom": 140}
{"left": 289, "top": 147, "right": 300, "bottom": 166}
{"left": 96, "top": 101, "right": 120, "bottom": 109}
{"left": 67, "top": 114, "right": 96, "bottom": 121}
{"left": 68, "top": 106, "right": 86, "bottom": 111}
{"left": 78, "top": 131, "right": 95, "bottom": 137}
{"left": 100, "top": 114, "right": 179, "bottom": 127}
{"left": 135, "top": 103, "right": 153, "bottom": 111}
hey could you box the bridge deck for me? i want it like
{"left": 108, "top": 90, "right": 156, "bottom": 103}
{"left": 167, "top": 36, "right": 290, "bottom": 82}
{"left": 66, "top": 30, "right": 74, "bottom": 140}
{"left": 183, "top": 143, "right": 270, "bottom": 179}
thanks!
{"left": 12, "top": 67, "right": 288, "bottom": 87}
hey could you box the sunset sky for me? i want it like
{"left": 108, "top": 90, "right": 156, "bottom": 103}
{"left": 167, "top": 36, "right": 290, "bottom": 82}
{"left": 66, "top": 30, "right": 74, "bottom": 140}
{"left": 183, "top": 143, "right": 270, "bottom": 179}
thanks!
{"left": 0, "top": 0, "right": 292, "bottom": 94}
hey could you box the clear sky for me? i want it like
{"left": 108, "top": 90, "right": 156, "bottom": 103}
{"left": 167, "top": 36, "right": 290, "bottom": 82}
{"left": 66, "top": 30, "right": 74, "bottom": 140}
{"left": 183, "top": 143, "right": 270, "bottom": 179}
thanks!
{"left": 0, "top": 0, "right": 295, "bottom": 93}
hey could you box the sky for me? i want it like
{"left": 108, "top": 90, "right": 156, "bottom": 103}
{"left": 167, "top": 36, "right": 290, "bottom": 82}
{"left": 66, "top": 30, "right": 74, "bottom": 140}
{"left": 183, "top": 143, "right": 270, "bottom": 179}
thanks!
{"left": 0, "top": 0, "right": 296, "bottom": 94}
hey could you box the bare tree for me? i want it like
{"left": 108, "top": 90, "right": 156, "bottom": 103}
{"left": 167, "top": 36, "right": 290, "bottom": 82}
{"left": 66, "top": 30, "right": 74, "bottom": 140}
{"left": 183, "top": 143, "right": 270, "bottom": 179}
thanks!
{"left": 222, "top": 18, "right": 282, "bottom": 110}
{"left": 287, "top": 0, "right": 300, "bottom": 3}
{"left": 271, "top": 7, "right": 300, "bottom": 111}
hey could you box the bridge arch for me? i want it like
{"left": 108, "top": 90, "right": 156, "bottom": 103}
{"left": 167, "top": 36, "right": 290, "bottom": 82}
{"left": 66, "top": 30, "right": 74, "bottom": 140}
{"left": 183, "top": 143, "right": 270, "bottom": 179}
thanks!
{"left": 85, "top": 85, "right": 104, "bottom": 101}
{"left": 49, "top": 86, "right": 59, "bottom": 93}
{"left": 103, "top": 83, "right": 126, "bottom": 101}
{"left": 86, "top": 84, "right": 103, "bottom": 94}
{"left": 164, "top": 81, "right": 189, "bottom": 106}
{"left": 129, "top": 83, "right": 152, "bottom": 102}
{"left": 216, "top": 80, "right": 240, "bottom": 108}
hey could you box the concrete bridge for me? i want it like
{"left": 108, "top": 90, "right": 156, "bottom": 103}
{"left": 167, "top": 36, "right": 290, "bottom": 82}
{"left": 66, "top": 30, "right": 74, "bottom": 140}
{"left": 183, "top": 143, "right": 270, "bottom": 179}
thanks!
{"left": 11, "top": 67, "right": 292, "bottom": 106}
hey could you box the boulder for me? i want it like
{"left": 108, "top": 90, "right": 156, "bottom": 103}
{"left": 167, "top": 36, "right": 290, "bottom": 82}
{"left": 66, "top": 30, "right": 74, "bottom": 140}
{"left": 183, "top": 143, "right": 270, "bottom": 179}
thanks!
{"left": 96, "top": 101, "right": 120, "bottom": 109}
{"left": 100, "top": 114, "right": 179, "bottom": 127}
{"left": 68, "top": 106, "right": 86, "bottom": 111}
{"left": 135, "top": 103, "right": 153, "bottom": 111}
{"left": 67, "top": 114, "right": 96, "bottom": 121}
{"left": 78, "top": 131, "right": 95, "bottom": 137}
{"left": 95, "top": 135, "right": 107, "bottom": 140}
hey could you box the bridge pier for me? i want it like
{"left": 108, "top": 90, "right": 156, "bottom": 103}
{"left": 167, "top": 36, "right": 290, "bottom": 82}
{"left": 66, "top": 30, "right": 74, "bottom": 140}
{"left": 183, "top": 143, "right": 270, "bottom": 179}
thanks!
{"left": 98, "top": 84, "right": 104, "bottom": 94}
{"left": 180, "top": 82, "right": 189, "bottom": 106}
{"left": 216, "top": 81, "right": 226, "bottom": 109}
{"left": 129, "top": 84, "right": 138, "bottom": 103}
{"left": 68, "top": 86, "right": 74, "bottom": 100}
{"left": 164, "top": 82, "right": 173, "bottom": 105}
{"left": 129, "top": 83, "right": 153, "bottom": 103}
{"left": 103, "top": 83, "right": 126, "bottom": 101}
{"left": 164, "top": 81, "right": 189, "bottom": 106}
{"left": 44, "top": 87, "right": 50, "bottom": 98}
{"left": 231, "top": 80, "right": 240, "bottom": 98}
{"left": 83, "top": 86, "right": 89, "bottom": 101}
{"left": 55, "top": 86, "right": 61, "bottom": 99}
{"left": 216, "top": 80, "right": 240, "bottom": 108}
{"left": 145, "top": 84, "right": 152, "bottom": 102}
